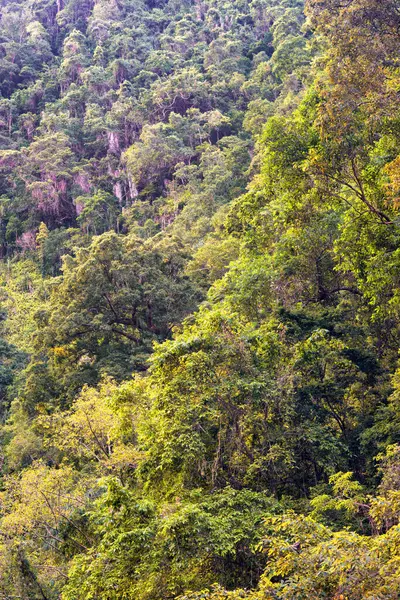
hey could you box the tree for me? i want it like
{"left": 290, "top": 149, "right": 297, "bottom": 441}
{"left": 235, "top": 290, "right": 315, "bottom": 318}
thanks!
{"left": 36, "top": 231, "right": 198, "bottom": 387}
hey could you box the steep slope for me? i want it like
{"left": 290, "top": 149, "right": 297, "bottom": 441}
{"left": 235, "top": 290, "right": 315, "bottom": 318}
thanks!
{"left": 1, "top": 1, "right": 400, "bottom": 599}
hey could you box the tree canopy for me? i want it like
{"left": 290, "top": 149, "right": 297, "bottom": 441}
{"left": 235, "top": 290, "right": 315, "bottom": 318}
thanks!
{"left": 1, "top": 0, "right": 400, "bottom": 599}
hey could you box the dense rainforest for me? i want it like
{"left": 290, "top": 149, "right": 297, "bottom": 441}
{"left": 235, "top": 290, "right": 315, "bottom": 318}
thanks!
{"left": 1, "top": 0, "right": 400, "bottom": 598}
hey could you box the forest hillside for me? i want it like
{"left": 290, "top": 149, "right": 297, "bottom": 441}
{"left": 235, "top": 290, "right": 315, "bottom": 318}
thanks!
{"left": 1, "top": 0, "right": 400, "bottom": 598}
